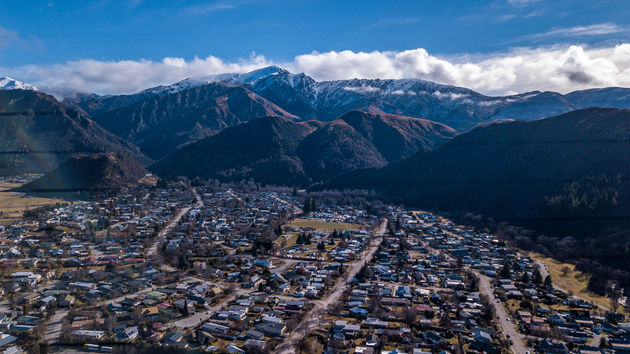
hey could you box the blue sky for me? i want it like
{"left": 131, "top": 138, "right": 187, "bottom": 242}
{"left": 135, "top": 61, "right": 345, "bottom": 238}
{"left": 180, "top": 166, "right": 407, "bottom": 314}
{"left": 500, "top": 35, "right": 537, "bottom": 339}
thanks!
{"left": 1, "top": 0, "right": 630, "bottom": 95}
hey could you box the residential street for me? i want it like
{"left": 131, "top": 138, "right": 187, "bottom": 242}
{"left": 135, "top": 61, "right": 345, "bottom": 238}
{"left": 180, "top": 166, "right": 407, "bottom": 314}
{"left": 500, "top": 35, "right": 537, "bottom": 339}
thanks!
{"left": 274, "top": 219, "right": 387, "bottom": 354}
{"left": 145, "top": 188, "right": 202, "bottom": 259}
{"left": 476, "top": 273, "right": 529, "bottom": 354}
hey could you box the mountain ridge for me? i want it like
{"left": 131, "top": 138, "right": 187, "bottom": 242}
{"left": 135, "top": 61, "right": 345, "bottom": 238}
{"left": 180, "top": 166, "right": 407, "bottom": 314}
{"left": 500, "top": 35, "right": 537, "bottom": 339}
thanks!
{"left": 149, "top": 110, "right": 456, "bottom": 185}
{"left": 63, "top": 66, "right": 630, "bottom": 133}
{"left": 19, "top": 152, "right": 150, "bottom": 192}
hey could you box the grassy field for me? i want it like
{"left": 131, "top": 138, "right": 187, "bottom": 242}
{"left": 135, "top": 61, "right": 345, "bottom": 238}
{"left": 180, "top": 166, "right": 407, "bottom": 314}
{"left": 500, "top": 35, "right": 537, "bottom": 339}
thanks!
{"left": 529, "top": 253, "right": 627, "bottom": 315}
{"left": 0, "top": 181, "right": 66, "bottom": 224}
{"left": 287, "top": 218, "right": 359, "bottom": 232}
{"left": 275, "top": 233, "right": 298, "bottom": 249}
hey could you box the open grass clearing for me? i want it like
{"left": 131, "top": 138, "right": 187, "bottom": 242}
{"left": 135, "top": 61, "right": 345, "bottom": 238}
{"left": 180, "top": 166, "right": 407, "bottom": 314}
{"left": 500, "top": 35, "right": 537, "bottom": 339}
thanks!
{"left": 529, "top": 252, "right": 628, "bottom": 315}
{"left": 287, "top": 218, "right": 358, "bottom": 232}
{"left": 0, "top": 181, "right": 67, "bottom": 224}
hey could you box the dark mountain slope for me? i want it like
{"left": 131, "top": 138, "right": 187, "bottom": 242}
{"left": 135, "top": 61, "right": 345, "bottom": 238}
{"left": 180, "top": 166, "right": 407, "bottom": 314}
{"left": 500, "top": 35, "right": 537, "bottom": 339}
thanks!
{"left": 151, "top": 111, "right": 456, "bottom": 185}
{"left": 0, "top": 90, "right": 150, "bottom": 176}
{"left": 150, "top": 116, "right": 316, "bottom": 186}
{"left": 339, "top": 110, "right": 456, "bottom": 161}
{"left": 91, "top": 82, "right": 297, "bottom": 159}
{"left": 297, "top": 120, "right": 388, "bottom": 182}
{"left": 20, "top": 152, "right": 148, "bottom": 192}
{"left": 326, "top": 107, "right": 630, "bottom": 237}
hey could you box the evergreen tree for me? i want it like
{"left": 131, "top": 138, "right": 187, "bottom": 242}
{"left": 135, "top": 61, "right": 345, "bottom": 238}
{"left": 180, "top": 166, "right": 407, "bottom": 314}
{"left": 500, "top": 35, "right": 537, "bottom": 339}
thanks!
{"left": 544, "top": 275, "right": 553, "bottom": 288}
{"left": 521, "top": 271, "right": 530, "bottom": 283}
{"left": 532, "top": 267, "right": 542, "bottom": 285}
{"left": 499, "top": 263, "right": 512, "bottom": 279}
{"left": 303, "top": 198, "right": 312, "bottom": 213}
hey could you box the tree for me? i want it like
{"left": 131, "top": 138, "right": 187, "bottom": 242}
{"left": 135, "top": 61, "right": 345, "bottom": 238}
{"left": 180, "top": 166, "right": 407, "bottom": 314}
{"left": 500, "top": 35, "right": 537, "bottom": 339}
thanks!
{"left": 532, "top": 266, "right": 542, "bottom": 285}
{"left": 519, "top": 300, "right": 533, "bottom": 310}
{"left": 599, "top": 336, "right": 609, "bottom": 349}
{"left": 499, "top": 263, "right": 512, "bottom": 279}
{"left": 521, "top": 271, "right": 530, "bottom": 283}
{"left": 317, "top": 242, "right": 325, "bottom": 251}
{"left": 544, "top": 275, "right": 553, "bottom": 288}
{"left": 302, "top": 199, "right": 311, "bottom": 213}
{"left": 403, "top": 307, "right": 418, "bottom": 325}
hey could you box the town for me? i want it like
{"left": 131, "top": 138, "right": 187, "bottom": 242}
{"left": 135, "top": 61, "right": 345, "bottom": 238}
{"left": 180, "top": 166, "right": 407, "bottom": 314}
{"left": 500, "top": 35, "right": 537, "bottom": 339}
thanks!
{"left": 0, "top": 178, "right": 629, "bottom": 354}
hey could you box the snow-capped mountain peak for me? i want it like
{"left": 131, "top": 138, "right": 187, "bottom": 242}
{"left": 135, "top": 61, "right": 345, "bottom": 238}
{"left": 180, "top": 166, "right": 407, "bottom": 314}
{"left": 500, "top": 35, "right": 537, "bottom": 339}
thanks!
{"left": 0, "top": 77, "right": 38, "bottom": 91}
{"left": 141, "top": 65, "right": 291, "bottom": 96}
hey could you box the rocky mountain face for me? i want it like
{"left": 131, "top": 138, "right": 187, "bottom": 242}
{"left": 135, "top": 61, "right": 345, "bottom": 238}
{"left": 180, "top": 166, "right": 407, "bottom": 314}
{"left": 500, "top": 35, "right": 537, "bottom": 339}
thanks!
{"left": 71, "top": 82, "right": 297, "bottom": 159}
{"left": 67, "top": 66, "right": 630, "bottom": 133}
{"left": 20, "top": 152, "right": 149, "bottom": 192}
{"left": 60, "top": 66, "right": 630, "bottom": 162}
{"left": 324, "top": 107, "right": 630, "bottom": 238}
{"left": 150, "top": 111, "right": 456, "bottom": 185}
{"left": 0, "top": 90, "right": 150, "bottom": 176}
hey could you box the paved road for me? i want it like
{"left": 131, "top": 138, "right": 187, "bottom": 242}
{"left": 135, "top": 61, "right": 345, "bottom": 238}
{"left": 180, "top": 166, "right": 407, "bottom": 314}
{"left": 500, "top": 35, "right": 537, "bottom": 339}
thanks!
{"left": 225, "top": 189, "right": 242, "bottom": 203}
{"left": 476, "top": 273, "right": 528, "bottom": 354}
{"left": 274, "top": 219, "right": 387, "bottom": 354}
{"left": 420, "top": 220, "right": 528, "bottom": 353}
{"left": 44, "top": 309, "right": 68, "bottom": 343}
{"left": 145, "top": 188, "right": 202, "bottom": 259}
{"left": 271, "top": 258, "right": 300, "bottom": 275}
{"left": 272, "top": 194, "right": 302, "bottom": 214}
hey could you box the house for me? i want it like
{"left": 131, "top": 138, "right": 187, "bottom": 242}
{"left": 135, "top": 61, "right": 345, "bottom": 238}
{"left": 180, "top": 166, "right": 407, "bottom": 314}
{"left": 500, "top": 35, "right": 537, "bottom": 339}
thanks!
{"left": 201, "top": 322, "right": 229, "bottom": 335}
{"left": 538, "top": 339, "right": 569, "bottom": 353}
{"left": 255, "top": 322, "right": 286, "bottom": 337}
{"left": 246, "top": 329, "right": 265, "bottom": 340}
{"left": 474, "top": 330, "right": 492, "bottom": 343}
{"left": 116, "top": 326, "right": 139, "bottom": 341}
{"left": 71, "top": 330, "right": 105, "bottom": 341}
{"left": 349, "top": 307, "right": 368, "bottom": 318}
{"left": 0, "top": 333, "right": 17, "bottom": 348}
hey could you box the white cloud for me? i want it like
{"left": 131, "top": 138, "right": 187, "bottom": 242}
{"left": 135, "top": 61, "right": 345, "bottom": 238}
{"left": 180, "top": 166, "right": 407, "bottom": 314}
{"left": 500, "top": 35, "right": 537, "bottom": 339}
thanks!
{"left": 0, "top": 26, "right": 24, "bottom": 49}
{"left": 507, "top": 0, "right": 541, "bottom": 6}
{"left": 371, "top": 17, "right": 422, "bottom": 28}
{"left": 342, "top": 86, "right": 381, "bottom": 94}
{"left": 520, "top": 23, "right": 628, "bottom": 42}
{"left": 4, "top": 44, "right": 630, "bottom": 97}
{"left": 6, "top": 54, "right": 273, "bottom": 95}
{"left": 291, "top": 45, "right": 630, "bottom": 95}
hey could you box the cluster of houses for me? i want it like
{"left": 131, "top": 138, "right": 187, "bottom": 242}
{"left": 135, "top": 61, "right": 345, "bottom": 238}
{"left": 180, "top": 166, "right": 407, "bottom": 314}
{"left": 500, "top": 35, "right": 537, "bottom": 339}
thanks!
{"left": 414, "top": 210, "right": 630, "bottom": 354}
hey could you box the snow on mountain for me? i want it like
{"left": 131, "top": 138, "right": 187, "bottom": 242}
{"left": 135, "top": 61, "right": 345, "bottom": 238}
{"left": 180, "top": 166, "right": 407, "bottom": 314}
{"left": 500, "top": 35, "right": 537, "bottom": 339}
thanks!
{"left": 142, "top": 65, "right": 292, "bottom": 96}
{"left": 0, "top": 77, "right": 38, "bottom": 91}
{"left": 66, "top": 65, "right": 630, "bottom": 131}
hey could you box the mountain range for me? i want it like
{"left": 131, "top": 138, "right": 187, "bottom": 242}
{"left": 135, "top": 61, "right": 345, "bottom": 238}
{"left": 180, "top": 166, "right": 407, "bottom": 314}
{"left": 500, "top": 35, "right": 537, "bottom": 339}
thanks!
{"left": 149, "top": 110, "right": 456, "bottom": 185}
{"left": 79, "top": 82, "right": 297, "bottom": 159}
{"left": 61, "top": 66, "right": 630, "bottom": 159}
{"left": 4, "top": 66, "right": 630, "bottom": 197}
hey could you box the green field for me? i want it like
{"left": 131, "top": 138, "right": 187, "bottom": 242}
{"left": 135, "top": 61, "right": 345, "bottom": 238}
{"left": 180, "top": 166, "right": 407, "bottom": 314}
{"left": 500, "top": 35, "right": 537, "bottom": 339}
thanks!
{"left": 287, "top": 218, "right": 358, "bottom": 232}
